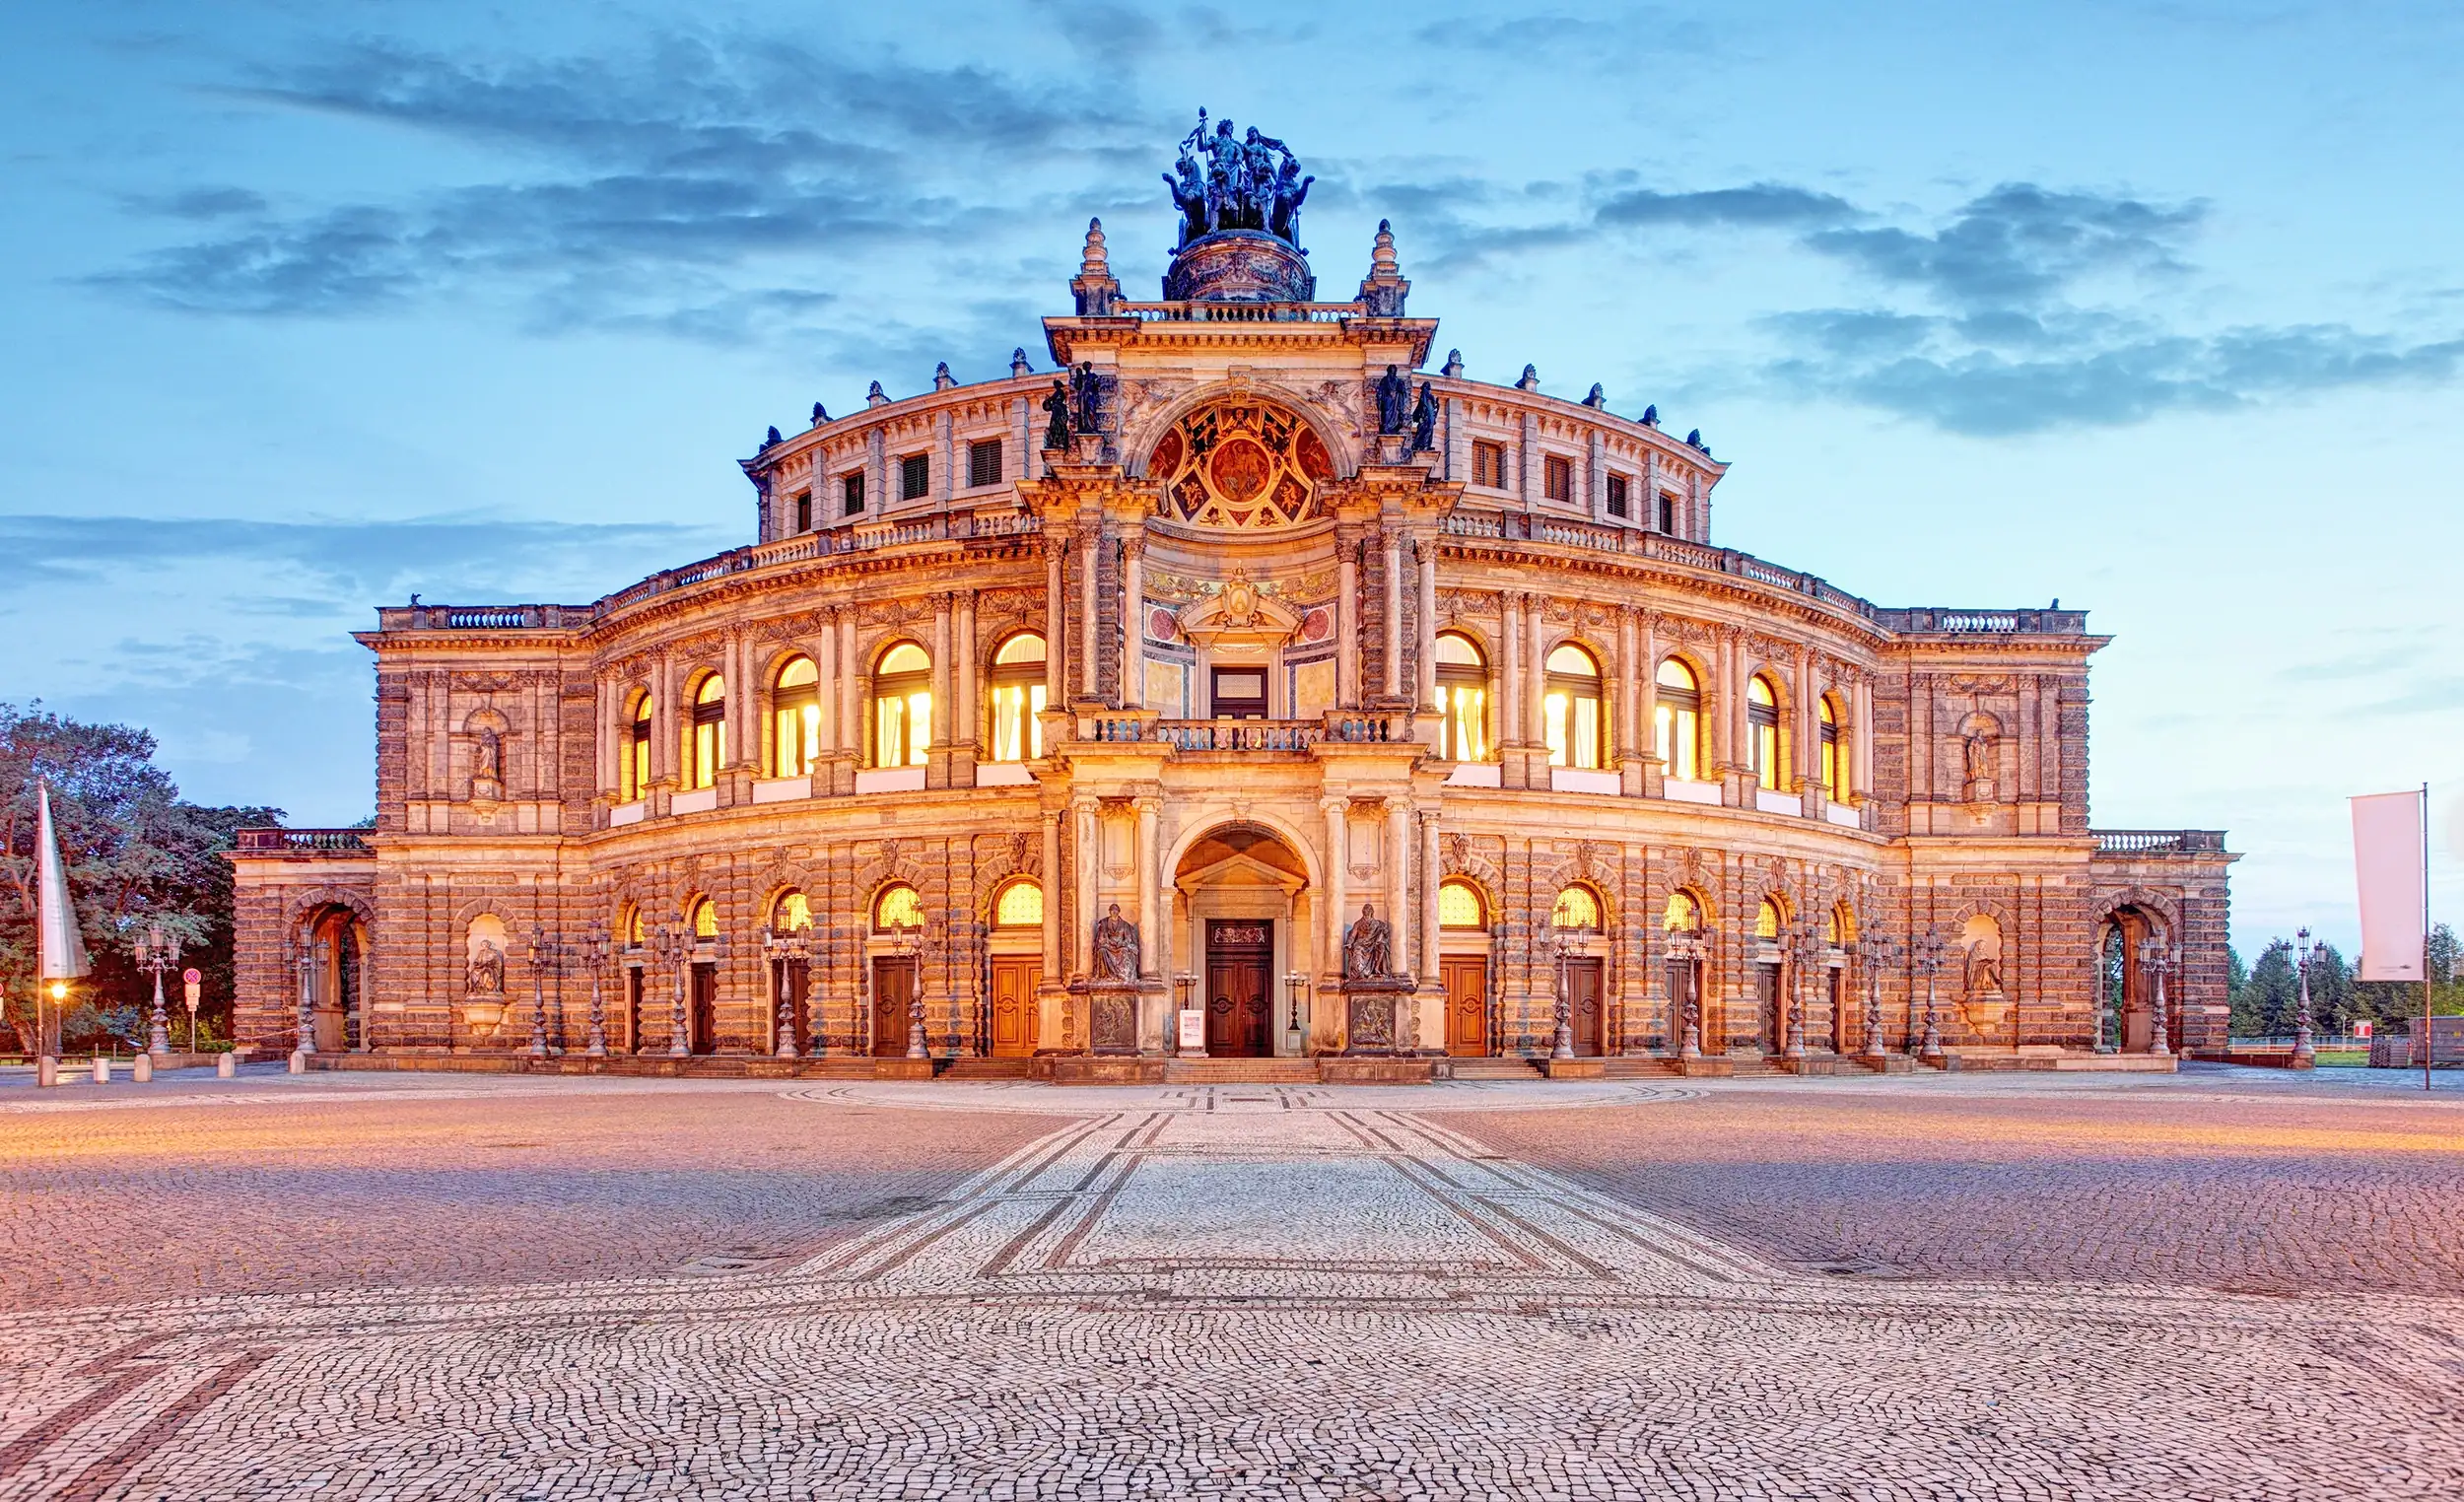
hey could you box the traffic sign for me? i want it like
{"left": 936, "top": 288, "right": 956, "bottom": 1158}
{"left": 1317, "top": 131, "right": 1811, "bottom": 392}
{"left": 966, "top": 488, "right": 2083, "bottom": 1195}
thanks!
{"left": 183, "top": 967, "right": 201, "bottom": 985}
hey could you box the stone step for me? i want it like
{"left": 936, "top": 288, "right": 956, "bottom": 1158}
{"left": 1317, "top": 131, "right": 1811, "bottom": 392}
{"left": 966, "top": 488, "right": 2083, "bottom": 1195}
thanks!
{"left": 1163, "top": 1058, "right": 1319, "bottom": 1085}
{"left": 940, "top": 1058, "right": 1035, "bottom": 1080}
{"left": 1446, "top": 1058, "right": 1546, "bottom": 1080}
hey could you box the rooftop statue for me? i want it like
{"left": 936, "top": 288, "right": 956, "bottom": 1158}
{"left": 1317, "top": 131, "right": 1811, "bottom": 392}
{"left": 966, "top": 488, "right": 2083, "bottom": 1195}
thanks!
{"left": 1165, "top": 109, "right": 1313, "bottom": 250}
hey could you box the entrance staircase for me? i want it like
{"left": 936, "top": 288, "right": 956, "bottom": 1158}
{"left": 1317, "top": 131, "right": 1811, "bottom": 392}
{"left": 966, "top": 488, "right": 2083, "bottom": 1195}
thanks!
{"left": 1447, "top": 1058, "right": 1545, "bottom": 1081}
{"left": 1163, "top": 1058, "right": 1320, "bottom": 1086}
{"left": 939, "top": 1058, "right": 1034, "bottom": 1080}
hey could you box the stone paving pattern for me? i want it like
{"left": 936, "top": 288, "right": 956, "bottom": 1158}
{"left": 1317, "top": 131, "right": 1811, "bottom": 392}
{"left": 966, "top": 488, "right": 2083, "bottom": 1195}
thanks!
{"left": 0, "top": 1066, "right": 2458, "bottom": 1500}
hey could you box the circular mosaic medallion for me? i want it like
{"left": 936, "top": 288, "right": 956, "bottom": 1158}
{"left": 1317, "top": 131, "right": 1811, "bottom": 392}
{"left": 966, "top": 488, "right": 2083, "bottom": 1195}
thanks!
{"left": 1145, "top": 397, "right": 1331, "bottom": 529}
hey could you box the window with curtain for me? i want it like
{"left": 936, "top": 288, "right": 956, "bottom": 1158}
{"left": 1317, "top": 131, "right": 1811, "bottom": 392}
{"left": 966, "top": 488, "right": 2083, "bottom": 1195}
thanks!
{"left": 1663, "top": 890, "right": 1702, "bottom": 932}
{"left": 1654, "top": 658, "right": 1701, "bottom": 781}
{"left": 987, "top": 633, "right": 1048, "bottom": 762}
{"left": 1438, "top": 879, "right": 1487, "bottom": 930}
{"left": 1434, "top": 632, "right": 1490, "bottom": 762}
{"left": 773, "top": 656, "right": 821, "bottom": 778}
{"left": 1747, "top": 674, "right": 1781, "bottom": 790}
{"left": 1755, "top": 898, "right": 1782, "bottom": 941}
{"left": 685, "top": 675, "right": 726, "bottom": 789}
{"left": 1820, "top": 695, "right": 1848, "bottom": 801}
{"left": 622, "top": 691, "right": 652, "bottom": 801}
{"left": 1542, "top": 644, "right": 1604, "bottom": 769}
{"left": 871, "top": 642, "right": 931, "bottom": 768}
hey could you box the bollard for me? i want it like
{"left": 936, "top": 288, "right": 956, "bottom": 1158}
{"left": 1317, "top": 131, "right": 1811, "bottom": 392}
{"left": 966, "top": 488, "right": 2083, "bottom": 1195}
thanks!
{"left": 288, "top": 1050, "right": 307, "bottom": 1074}
{"left": 37, "top": 1056, "right": 58, "bottom": 1088}
{"left": 93, "top": 1056, "right": 111, "bottom": 1084}
{"left": 216, "top": 1053, "right": 236, "bottom": 1079}
{"left": 132, "top": 1054, "right": 153, "bottom": 1082}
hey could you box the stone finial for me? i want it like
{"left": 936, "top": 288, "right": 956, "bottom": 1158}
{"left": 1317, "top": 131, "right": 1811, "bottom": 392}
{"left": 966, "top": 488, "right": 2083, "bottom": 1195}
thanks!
{"left": 1685, "top": 428, "right": 1709, "bottom": 454}
{"left": 866, "top": 380, "right": 890, "bottom": 408}
{"left": 1516, "top": 364, "right": 1540, "bottom": 391}
{"left": 1583, "top": 383, "right": 1607, "bottom": 409}
{"left": 934, "top": 362, "right": 957, "bottom": 391}
{"left": 811, "top": 401, "right": 829, "bottom": 427}
{"left": 1442, "top": 349, "right": 1464, "bottom": 377}
{"left": 762, "top": 425, "right": 782, "bottom": 448}
{"left": 1011, "top": 348, "right": 1033, "bottom": 377}
{"left": 1356, "top": 217, "right": 1410, "bottom": 316}
{"left": 1641, "top": 403, "right": 1659, "bottom": 428}
{"left": 1072, "top": 217, "right": 1123, "bottom": 316}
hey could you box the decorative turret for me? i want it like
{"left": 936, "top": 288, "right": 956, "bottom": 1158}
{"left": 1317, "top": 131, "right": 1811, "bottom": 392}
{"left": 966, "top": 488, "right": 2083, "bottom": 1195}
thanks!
{"left": 1071, "top": 219, "right": 1122, "bottom": 316}
{"left": 1357, "top": 219, "right": 1409, "bottom": 316}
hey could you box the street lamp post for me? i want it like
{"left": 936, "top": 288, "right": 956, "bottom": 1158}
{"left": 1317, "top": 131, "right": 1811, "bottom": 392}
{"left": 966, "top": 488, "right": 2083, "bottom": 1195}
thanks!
{"left": 2293, "top": 926, "right": 2317, "bottom": 1064}
{"left": 1782, "top": 917, "right": 1814, "bottom": 1060}
{"left": 1548, "top": 925, "right": 1577, "bottom": 1060}
{"left": 1857, "top": 930, "right": 1898, "bottom": 1060}
{"left": 1912, "top": 929, "right": 1947, "bottom": 1061}
{"left": 579, "top": 930, "right": 611, "bottom": 1058}
{"left": 2139, "top": 937, "right": 2173, "bottom": 1058}
{"left": 900, "top": 924, "right": 928, "bottom": 1061}
{"left": 1667, "top": 928, "right": 1705, "bottom": 1059}
{"left": 1285, "top": 972, "right": 1309, "bottom": 1054}
{"left": 135, "top": 922, "right": 178, "bottom": 1058}
{"left": 294, "top": 939, "right": 320, "bottom": 1058}
{"left": 762, "top": 922, "right": 811, "bottom": 1058}
{"left": 526, "top": 924, "right": 556, "bottom": 1058}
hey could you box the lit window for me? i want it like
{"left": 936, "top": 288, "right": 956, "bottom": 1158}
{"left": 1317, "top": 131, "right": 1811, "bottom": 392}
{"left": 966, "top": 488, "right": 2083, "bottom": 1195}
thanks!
{"left": 622, "top": 691, "right": 652, "bottom": 802}
{"left": 1542, "top": 644, "right": 1604, "bottom": 770}
{"left": 993, "top": 880, "right": 1043, "bottom": 928}
{"left": 1820, "top": 695, "right": 1847, "bottom": 801}
{"left": 686, "top": 675, "right": 726, "bottom": 790}
{"left": 1654, "top": 658, "right": 1702, "bottom": 782}
{"left": 871, "top": 643, "right": 931, "bottom": 768}
{"left": 774, "top": 890, "right": 811, "bottom": 933}
{"left": 1755, "top": 898, "right": 1782, "bottom": 941}
{"left": 1825, "top": 904, "right": 1851, "bottom": 947}
{"left": 1747, "top": 674, "right": 1782, "bottom": 790}
{"left": 873, "top": 882, "right": 923, "bottom": 932}
{"left": 987, "top": 633, "right": 1048, "bottom": 762}
{"left": 621, "top": 905, "right": 646, "bottom": 947}
{"left": 1552, "top": 884, "right": 1602, "bottom": 930}
{"left": 690, "top": 897, "right": 719, "bottom": 940}
{"left": 1663, "top": 891, "right": 1701, "bottom": 932}
{"left": 1434, "top": 632, "right": 1490, "bottom": 762}
{"left": 773, "top": 656, "right": 821, "bottom": 779}
{"left": 900, "top": 453, "right": 930, "bottom": 502}
{"left": 1439, "top": 879, "right": 1487, "bottom": 930}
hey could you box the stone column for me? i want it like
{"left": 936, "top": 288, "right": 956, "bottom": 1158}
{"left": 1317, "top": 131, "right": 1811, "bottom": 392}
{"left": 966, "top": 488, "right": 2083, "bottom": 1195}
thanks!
{"left": 837, "top": 611, "right": 858, "bottom": 756}
{"left": 1616, "top": 608, "right": 1639, "bottom": 759}
{"left": 956, "top": 590, "right": 978, "bottom": 750}
{"left": 1709, "top": 628, "right": 1734, "bottom": 785}
{"left": 652, "top": 649, "right": 678, "bottom": 785}
{"left": 1079, "top": 528, "right": 1100, "bottom": 701}
{"left": 1135, "top": 798, "right": 1159, "bottom": 980}
{"left": 1122, "top": 536, "right": 1144, "bottom": 711}
{"left": 1040, "top": 808, "right": 1062, "bottom": 983}
{"left": 1795, "top": 643, "right": 1815, "bottom": 795}
{"left": 1852, "top": 672, "right": 1874, "bottom": 802}
{"left": 1415, "top": 539, "right": 1438, "bottom": 711}
{"left": 595, "top": 669, "right": 616, "bottom": 795}
{"left": 1643, "top": 450, "right": 1662, "bottom": 532}
{"left": 1382, "top": 528, "right": 1403, "bottom": 699}
{"left": 1501, "top": 596, "right": 1524, "bottom": 745}
{"left": 1385, "top": 797, "right": 1410, "bottom": 949}
{"left": 1519, "top": 410, "right": 1540, "bottom": 514}
{"left": 724, "top": 629, "right": 752, "bottom": 772}
{"left": 1587, "top": 430, "right": 1607, "bottom": 523}
{"left": 930, "top": 594, "right": 953, "bottom": 750}
{"left": 1336, "top": 536, "right": 1359, "bottom": 708}
{"left": 1321, "top": 797, "right": 1348, "bottom": 971}
{"left": 1045, "top": 543, "right": 1067, "bottom": 706}
{"left": 1527, "top": 598, "right": 1547, "bottom": 755}
{"left": 1638, "top": 613, "right": 1661, "bottom": 770}
{"left": 1417, "top": 809, "right": 1441, "bottom": 986}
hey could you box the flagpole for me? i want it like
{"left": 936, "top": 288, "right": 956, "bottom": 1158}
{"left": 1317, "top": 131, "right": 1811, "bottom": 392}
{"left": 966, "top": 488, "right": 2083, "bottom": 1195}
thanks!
{"left": 2425, "top": 781, "right": 2433, "bottom": 1093}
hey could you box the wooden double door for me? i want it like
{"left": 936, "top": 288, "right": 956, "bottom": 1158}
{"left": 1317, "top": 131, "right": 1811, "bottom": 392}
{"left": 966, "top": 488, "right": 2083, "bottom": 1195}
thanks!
{"left": 1203, "top": 920, "right": 1275, "bottom": 1057}
{"left": 1562, "top": 957, "right": 1605, "bottom": 1057}
{"left": 989, "top": 956, "right": 1037, "bottom": 1058}
{"left": 870, "top": 956, "right": 915, "bottom": 1058}
{"left": 1443, "top": 955, "right": 1489, "bottom": 1057}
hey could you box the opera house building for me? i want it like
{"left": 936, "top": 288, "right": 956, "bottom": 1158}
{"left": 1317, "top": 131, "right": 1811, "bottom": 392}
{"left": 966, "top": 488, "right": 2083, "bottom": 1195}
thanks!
{"left": 232, "top": 125, "right": 2234, "bottom": 1081}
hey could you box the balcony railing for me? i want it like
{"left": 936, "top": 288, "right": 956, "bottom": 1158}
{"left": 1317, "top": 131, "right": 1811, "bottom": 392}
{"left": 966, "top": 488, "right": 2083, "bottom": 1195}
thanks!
{"left": 234, "top": 828, "right": 372, "bottom": 854}
{"left": 1875, "top": 606, "right": 2091, "bottom": 635}
{"left": 1148, "top": 718, "right": 1323, "bottom": 752}
{"left": 1118, "top": 301, "right": 1363, "bottom": 323}
{"left": 1082, "top": 709, "right": 1416, "bottom": 753}
{"left": 2093, "top": 830, "right": 2228, "bottom": 855}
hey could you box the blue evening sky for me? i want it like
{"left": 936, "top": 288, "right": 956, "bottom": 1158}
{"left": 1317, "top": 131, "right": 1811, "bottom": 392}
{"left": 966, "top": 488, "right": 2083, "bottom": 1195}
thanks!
{"left": 3, "top": 1, "right": 2458, "bottom": 955}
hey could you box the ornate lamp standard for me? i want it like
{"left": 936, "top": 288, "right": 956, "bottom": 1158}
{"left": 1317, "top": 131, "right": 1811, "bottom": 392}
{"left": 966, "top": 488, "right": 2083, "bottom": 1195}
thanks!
{"left": 2293, "top": 925, "right": 2318, "bottom": 1064}
{"left": 1548, "top": 923, "right": 1579, "bottom": 1060}
{"left": 525, "top": 925, "right": 568, "bottom": 1058}
{"left": 1285, "top": 972, "right": 1309, "bottom": 1054}
{"left": 1855, "top": 929, "right": 1900, "bottom": 1060}
{"left": 761, "top": 922, "right": 811, "bottom": 1058}
{"left": 578, "top": 929, "right": 612, "bottom": 1058}
{"left": 134, "top": 922, "right": 179, "bottom": 1058}
{"left": 1667, "top": 926, "right": 1707, "bottom": 1059}
{"left": 648, "top": 923, "right": 689, "bottom": 1058}
{"left": 897, "top": 922, "right": 929, "bottom": 1061}
{"left": 1912, "top": 929, "right": 1947, "bottom": 1061}
{"left": 1781, "top": 915, "right": 1817, "bottom": 1060}
{"left": 2139, "top": 936, "right": 2173, "bottom": 1058}
{"left": 294, "top": 936, "right": 326, "bottom": 1058}
{"left": 1173, "top": 972, "right": 1200, "bottom": 1058}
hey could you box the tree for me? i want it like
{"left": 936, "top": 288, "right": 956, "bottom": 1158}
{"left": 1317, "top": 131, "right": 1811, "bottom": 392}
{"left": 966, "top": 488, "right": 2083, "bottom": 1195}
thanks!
{"left": 2354, "top": 922, "right": 2464, "bottom": 1027}
{"left": 0, "top": 702, "right": 281, "bottom": 1051}
{"left": 2233, "top": 940, "right": 2296, "bottom": 1037}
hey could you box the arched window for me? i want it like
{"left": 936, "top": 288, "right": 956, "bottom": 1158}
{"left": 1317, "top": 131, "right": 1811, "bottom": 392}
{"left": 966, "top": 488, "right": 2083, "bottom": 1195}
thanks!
{"left": 1542, "top": 644, "right": 1605, "bottom": 770}
{"left": 773, "top": 656, "right": 821, "bottom": 779}
{"left": 871, "top": 643, "right": 931, "bottom": 769}
{"left": 619, "top": 904, "right": 646, "bottom": 947}
{"left": 1825, "top": 904, "right": 1854, "bottom": 947}
{"left": 1654, "top": 658, "right": 1702, "bottom": 782}
{"left": 1551, "top": 884, "right": 1603, "bottom": 931}
{"left": 773, "top": 890, "right": 812, "bottom": 933}
{"left": 1439, "top": 878, "right": 1487, "bottom": 930}
{"left": 993, "top": 879, "right": 1043, "bottom": 928}
{"left": 987, "top": 633, "right": 1048, "bottom": 763}
{"left": 689, "top": 897, "right": 719, "bottom": 941}
{"left": 622, "top": 691, "right": 652, "bottom": 802}
{"left": 1819, "top": 695, "right": 1847, "bottom": 801}
{"left": 873, "top": 882, "right": 923, "bottom": 932}
{"left": 1663, "top": 890, "right": 1702, "bottom": 932}
{"left": 1434, "top": 632, "right": 1490, "bottom": 762}
{"left": 1747, "top": 674, "right": 1782, "bottom": 790}
{"left": 685, "top": 675, "right": 726, "bottom": 790}
{"left": 1755, "top": 897, "right": 1783, "bottom": 942}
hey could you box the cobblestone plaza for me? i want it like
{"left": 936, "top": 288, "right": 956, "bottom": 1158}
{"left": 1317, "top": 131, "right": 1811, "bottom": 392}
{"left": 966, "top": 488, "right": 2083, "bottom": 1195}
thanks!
{"left": 3, "top": 1066, "right": 2458, "bottom": 1499}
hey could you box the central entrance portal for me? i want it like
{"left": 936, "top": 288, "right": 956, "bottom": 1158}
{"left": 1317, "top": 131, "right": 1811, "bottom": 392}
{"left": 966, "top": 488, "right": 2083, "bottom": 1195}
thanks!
{"left": 1204, "top": 919, "right": 1276, "bottom": 1058}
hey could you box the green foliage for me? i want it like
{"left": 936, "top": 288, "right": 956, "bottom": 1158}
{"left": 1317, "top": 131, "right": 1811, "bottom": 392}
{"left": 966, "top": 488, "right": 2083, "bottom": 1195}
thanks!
{"left": 0, "top": 702, "right": 282, "bottom": 1051}
{"left": 2230, "top": 940, "right": 2295, "bottom": 1037}
{"left": 2353, "top": 922, "right": 2464, "bottom": 1025}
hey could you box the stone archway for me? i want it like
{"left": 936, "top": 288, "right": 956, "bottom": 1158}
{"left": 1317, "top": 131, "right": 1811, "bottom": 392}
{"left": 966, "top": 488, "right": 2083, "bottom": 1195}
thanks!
{"left": 295, "top": 903, "right": 368, "bottom": 1053}
{"left": 2098, "top": 903, "right": 2171, "bottom": 1054}
{"left": 1172, "top": 823, "right": 1310, "bottom": 1058}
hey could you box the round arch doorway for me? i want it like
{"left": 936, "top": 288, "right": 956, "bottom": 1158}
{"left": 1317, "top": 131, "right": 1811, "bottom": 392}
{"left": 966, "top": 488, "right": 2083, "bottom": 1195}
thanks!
{"left": 1172, "top": 823, "right": 1310, "bottom": 1058}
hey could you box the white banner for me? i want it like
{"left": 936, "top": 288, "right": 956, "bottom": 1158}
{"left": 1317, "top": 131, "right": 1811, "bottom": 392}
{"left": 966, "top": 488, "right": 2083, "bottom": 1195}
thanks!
{"left": 35, "top": 782, "right": 92, "bottom": 981}
{"left": 2351, "top": 788, "right": 2425, "bottom": 983}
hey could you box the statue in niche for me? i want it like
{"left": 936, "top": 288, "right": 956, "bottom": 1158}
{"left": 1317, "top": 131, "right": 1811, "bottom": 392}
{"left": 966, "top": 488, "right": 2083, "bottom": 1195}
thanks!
{"left": 1376, "top": 365, "right": 1409, "bottom": 435}
{"left": 1963, "top": 731, "right": 1994, "bottom": 785}
{"left": 465, "top": 940, "right": 504, "bottom": 997}
{"left": 1409, "top": 381, "right": 1438, "bottom": 452}
{"left": 474, "top": 729, "right": 503, "bottom": 785}
{"left": 1343, "top": 901, "right": 1394, "bottom": 980}
{"left": 1069, "top": 361, "right": 1104, "bottom": 436}
{"left": 1965, "top": 937, "right": 2005, "bottom": 995}
{"left": 1092, "top": 902, "right": 1140, "bottom": 982}
{"left": 1041, "top": 380, "right": 1072, "bottom": 451}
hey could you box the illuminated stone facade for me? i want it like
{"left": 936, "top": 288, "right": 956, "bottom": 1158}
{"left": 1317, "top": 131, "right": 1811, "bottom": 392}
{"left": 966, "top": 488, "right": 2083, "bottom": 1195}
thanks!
{"left": 230, "top": 164, "right": 2234, "bottom": 1075}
